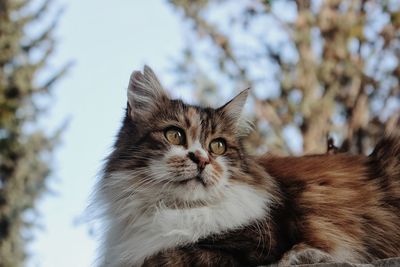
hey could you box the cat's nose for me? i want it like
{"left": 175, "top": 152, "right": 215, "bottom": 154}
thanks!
{"left": 188, "top": 151, "right": 210, "bottom": 170}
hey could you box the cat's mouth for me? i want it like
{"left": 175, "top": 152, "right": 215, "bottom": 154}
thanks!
{"left": 176, "top": 175, "right": 207, "bottom": 187}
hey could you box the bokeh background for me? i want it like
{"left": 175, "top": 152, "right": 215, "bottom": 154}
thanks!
{"left": 0, "top": 0, "right": 399, "bottom": 266}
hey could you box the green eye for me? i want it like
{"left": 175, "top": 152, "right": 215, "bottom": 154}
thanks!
{"left": 164, "top": 127, "right": 186, "bottom": 145}
{"left": 209, "top": 139, "right": 226, "bottom": 155}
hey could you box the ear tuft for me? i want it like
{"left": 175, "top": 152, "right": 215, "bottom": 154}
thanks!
{"left": 127, "top": 65, "right": 168, "bottom": 119}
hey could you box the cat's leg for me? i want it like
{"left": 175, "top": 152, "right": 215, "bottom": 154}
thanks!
{"left": 277, "top": 243, "right": 335, "bottom": 266}
{"left": 142, "top": 247, "right": 240, "bottom": 267}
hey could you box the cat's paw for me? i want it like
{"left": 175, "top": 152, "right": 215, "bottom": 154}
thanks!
{"left": 278, "top": 243, "right": 335, "bottom": 266}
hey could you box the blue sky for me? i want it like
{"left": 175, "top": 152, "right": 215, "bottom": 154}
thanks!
{"left": 28, "top": 1, "right": 184, "bottom": 266}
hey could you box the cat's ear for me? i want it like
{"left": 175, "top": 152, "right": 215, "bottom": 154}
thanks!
{"left": 127, "top": 65, "right": 168, "bottom": 119}
{"left": 218, "top": 89, "right": 252, "bottom": 135}
{"left": 218, "top": 89, "right": 249, "bottom": 122}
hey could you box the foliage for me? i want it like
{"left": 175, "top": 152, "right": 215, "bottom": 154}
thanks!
{"left": 0, "top": 0, "right": 68, "bottom": 265}
{"left": 169, "top": 0, "right": 400, "bottom": 154}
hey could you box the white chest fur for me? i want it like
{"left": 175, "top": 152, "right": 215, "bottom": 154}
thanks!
{"left": 100, "top": 183, "right": 270, "bottom": 267}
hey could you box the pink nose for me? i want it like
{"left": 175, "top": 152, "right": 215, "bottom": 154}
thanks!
{"left": 188, "top": 150, "right": 210, "bottom": 170}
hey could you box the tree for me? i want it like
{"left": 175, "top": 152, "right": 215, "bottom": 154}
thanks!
{"left": 168, "top": 0, "right": 400, "bottom": 155}
{"left": 0, "top": 0, "right": 68, "bottom": 265}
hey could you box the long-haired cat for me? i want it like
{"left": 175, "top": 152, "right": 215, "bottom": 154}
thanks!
{"left": 92, "top": 66, "right": 400, "bottom": 267}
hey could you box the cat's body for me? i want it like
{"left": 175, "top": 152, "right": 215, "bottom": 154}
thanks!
{"left": 142, "top": 150, "right": 400, "bottom": 267}
{"left": 93, "top": 66, "right": 400, "bottom": 267}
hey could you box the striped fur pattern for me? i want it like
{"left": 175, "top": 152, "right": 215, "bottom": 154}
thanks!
{"left": 93, "top": 66, "right": 400, "bottom": 267}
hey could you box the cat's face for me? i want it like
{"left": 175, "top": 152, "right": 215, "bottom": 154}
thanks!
{"left": 104, "top": 66, "right": 252, "bottom": 205}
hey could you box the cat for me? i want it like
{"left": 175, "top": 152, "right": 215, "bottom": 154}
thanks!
{"left": 92, "top": 66, "right": 400, "bottom": 267}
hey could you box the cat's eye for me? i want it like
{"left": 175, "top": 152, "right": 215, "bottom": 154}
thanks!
{"left": 164, "top": 127, "right": 186, "bottom": 145}
{"left": 209, "top": 139, "right": 226, "bottom": 155}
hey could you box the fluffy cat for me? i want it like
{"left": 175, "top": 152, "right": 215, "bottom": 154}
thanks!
{"left": 92, "top": 66, "right": 400, "bottom": 267}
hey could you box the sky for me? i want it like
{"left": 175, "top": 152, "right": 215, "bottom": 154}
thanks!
{"left": 28, "top": 1, "right": 184, "bottom": 266}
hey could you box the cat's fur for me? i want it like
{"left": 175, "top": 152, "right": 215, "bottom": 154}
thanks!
{"left": 93, "top": 66, "right": 400, "bottom": 267}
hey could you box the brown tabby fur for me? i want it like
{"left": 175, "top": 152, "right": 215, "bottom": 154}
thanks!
{"left": 97, "top": 66, "right": 400, "bottom": 267}
{"left": 143, "top": 139, "right": 400, "bottom": 266}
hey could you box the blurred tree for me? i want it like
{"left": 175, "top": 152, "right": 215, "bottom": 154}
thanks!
{"left": 0, "top": 0, "right": 68, "bottom": 266}
{"left": 169, "top": 0, "right": 400, "bottom": 155}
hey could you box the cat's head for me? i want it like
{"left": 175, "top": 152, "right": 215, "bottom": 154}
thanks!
{"left": 102, "top": 66, "right": 263, "bottom": 206}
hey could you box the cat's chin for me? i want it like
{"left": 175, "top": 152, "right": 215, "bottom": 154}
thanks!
{"left": 165, "top": 178, "right": 225, "bottom": 205}
{"left": 175, "top": 175, "right": 208, "bottom": 187}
